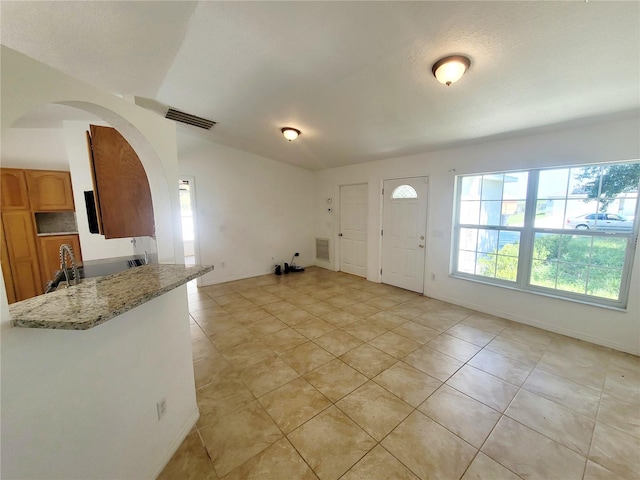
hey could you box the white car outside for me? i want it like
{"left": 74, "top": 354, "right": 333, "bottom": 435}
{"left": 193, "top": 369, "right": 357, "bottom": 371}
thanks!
{"left": 565, "top": 213, "right": 634, "bottom": 232}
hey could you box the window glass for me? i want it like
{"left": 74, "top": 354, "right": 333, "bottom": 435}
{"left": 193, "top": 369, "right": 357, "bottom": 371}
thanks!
{"left": 391, "top": 185, "right": 418, "bottom": 199}
{"left": 454, "top": 161, "right": 639, "bottom": 307}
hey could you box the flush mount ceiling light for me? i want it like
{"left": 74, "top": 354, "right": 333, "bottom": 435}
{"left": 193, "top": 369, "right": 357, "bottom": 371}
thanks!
{"left": 432, "top": 55, "right": 471, "bottom": 86}
{"left": 281, "top": 127, "right": 301, "bottom": 141}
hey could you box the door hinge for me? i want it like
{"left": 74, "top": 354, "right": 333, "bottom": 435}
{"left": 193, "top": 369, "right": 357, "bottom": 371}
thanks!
{"left": 380, "top": 268, "right": 382, "bottom": 274}
{"left": 382, "top": 188, "right": 384, "bottom": 195}
{"left": 381, "top": 229, "right": 383, "bottom": 236}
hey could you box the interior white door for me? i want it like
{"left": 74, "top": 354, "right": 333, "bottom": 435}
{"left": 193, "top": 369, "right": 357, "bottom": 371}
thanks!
{"left": 382, "top": 177, "right": 428, "bottom": 292}
{"left": 339, "top": 183, "right": 367, "bottom": 277}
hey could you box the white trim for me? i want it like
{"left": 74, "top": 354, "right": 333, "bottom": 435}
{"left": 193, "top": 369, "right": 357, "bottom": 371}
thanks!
{"left": 150, "top": 406, "right": 200, "bottom": 479}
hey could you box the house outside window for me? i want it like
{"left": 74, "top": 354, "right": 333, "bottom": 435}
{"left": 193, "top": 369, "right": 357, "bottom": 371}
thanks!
{"left": 452, "top": 161, "right": 640, "bottom": 308}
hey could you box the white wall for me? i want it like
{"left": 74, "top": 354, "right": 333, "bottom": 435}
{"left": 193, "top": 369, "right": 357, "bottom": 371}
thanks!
{"left": 1, "top": 46, "right": 193, "bottom": 479}
{"left": 178, "top": 134, "right": 315, "bottom": 284}
{"left": 0, "top": 128, "right": 69, "bottom": 170}
{"left": 315, "top": 115, "right": 640, "bottom": 355}
{"left": 1, "top": 288, "right": 197, "bottom": 480}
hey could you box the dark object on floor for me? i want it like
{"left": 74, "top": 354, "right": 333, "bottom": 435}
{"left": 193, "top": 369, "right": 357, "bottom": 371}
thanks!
{"left": 289, "top": 252, "right": 305, "bottom": 272}
{"left": 275, "top": 264, "right": 282, "bottom": 275}
{"left": 284, "top": 262, "right": 290, "bottom": 274}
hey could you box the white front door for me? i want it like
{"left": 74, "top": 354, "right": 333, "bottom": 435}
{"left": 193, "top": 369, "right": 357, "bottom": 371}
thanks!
{"left": 382, "top": 177, "right": 428, "bottom": 292}
{"left": 339, "top": 183, "right": 367, "bottom": 277}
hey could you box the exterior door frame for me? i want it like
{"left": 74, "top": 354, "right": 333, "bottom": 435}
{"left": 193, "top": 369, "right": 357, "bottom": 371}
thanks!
{"left": 178, "top": 175, "right": 202, "bottom": 286}
{"left": 378, "top": 175, "right": 429, "bottom": 293}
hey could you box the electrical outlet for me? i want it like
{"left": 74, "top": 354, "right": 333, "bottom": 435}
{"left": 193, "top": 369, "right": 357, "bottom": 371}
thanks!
{"left": 156, "top": 398, "right": 167, "bottom": 421}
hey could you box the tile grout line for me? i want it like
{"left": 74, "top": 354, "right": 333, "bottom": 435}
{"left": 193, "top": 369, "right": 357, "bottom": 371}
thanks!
{"left": 185, "top": 270, "right": 634, "bottom": 479}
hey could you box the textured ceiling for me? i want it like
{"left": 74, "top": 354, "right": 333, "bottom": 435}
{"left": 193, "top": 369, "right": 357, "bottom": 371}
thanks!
{"left": 2, "top": 1, "right": 639, "bottom": 170}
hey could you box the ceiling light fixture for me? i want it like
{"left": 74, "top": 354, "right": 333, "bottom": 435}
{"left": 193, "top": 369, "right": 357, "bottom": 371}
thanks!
{"left": 432, "top": 55, "right": 471, "bottom": 86}
{"left": 281, "top": 127, "right": 301, "bottom": 141}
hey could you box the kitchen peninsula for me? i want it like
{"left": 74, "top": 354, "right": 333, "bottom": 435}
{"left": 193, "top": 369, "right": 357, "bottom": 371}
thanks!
{"left": 2, "top": 263, "right": 214, "bottom": 479}
{"left": 9, "top": 263, "right": 213, "bottom": 329}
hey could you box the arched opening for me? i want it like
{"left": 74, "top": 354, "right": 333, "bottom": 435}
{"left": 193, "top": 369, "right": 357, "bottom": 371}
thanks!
{"left": 1, "top": 101, "right": 180, "bottom": 302}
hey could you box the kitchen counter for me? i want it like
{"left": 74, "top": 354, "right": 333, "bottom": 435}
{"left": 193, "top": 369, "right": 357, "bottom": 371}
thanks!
{"left": 9, "top": 263, "right": 213, "bottom": 330}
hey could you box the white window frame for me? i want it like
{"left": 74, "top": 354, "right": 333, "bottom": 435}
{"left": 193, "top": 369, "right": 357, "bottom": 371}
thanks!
{"left": 452, "top": 162, "right": 640, "bottom": 310}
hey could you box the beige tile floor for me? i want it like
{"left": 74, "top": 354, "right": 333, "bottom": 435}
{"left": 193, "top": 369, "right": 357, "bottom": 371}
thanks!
{"left": 159, "top": 267, "right": 640, "bottom": 480}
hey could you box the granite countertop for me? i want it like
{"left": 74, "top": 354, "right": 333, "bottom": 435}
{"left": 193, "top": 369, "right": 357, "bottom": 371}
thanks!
{"left": 9, "top": 264, "right": 214, "bottom": 330}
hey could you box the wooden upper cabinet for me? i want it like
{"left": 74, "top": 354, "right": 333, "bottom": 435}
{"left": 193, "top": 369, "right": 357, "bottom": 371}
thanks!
{"left": 1, "top": 168, "right": 30, "bottom": 210}
{"left": 87, "top": 125, "right": 155, "bottom": 239}
{"left": 25, "top": 170, "right": 75, "bottom": 211}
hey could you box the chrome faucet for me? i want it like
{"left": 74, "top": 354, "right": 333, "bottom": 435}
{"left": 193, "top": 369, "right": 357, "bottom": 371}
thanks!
{"left": 59, "top": 244, "right": 80, "bottom": 286}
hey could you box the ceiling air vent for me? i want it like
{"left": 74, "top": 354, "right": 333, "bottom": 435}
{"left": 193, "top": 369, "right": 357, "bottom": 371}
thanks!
{"left": 165, "top": 108, "right": 217, "bottom": 130}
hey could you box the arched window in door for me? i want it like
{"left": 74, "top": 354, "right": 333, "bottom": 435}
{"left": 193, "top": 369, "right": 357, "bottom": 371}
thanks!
{"left": 391, "top": 185, "right": 418, "bottom": 199}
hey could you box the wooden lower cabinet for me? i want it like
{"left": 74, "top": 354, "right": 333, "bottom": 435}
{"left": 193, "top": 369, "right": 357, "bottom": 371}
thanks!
{"left": 38, "top": 234, "right": 82, "bottom": 286}
{"left": 1, "top": 211, "right": 43, "bottom": 301}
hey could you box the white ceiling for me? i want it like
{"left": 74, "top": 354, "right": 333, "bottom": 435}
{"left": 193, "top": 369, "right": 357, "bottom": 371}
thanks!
{"left": 2, "top": 1, "right": 639, "bottom": 170}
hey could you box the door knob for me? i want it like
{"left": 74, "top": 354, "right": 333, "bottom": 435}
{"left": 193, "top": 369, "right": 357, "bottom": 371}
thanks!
{"left": 419, "top": 244, "right": 425, "bottom": 248}
{"left": 338, "top": 233, "right": 343, "bottom": 237}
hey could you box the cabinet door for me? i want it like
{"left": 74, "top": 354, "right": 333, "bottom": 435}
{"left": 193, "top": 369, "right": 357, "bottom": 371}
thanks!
{"left": 25, "top": 170, "right": 75, "bottom": 211}
{"left": 0, "top": 217, "right": 17, "bottom": 304}
{"left": 2, "top": 211, "right": 42, "bottom": 301}
{"left": 39, "top": 234, "right": 82, "bottom": 286}
{"left": 1, "top": 168, "right": 30, "bottom": 210}
{"left": 88, "top": 125, "right": 155, "bottom": 239}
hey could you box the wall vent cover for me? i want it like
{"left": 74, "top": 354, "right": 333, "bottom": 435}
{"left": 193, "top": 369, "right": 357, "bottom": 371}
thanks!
{"left": 315, "top": 238, "right": 330, "bottom": 261}
{"left": 165, "top": 108, "right": 217, "bottom": 130}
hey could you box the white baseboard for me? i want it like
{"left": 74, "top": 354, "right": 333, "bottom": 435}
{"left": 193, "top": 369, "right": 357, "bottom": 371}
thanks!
{"left": 430, "top": 293, "right": 640, "bottom": 356}
{"left": 150, "top": 406, "right": 200, "bottom": 479}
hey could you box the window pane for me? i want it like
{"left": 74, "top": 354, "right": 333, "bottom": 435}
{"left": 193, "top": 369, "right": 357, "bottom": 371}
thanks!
{"left": 476, "top": 253, "right": 497, "bottom": 278}
{"left": 460, "top": 201, "right": 480, "bottom": 224}
{"left": 480, "top": 201, "right": 502, "bottom": 225}
{"left": 556, "top": 263, "right": 588, "bottom": 294}
{"left": 461, "top": 176, "right": 482, "bottom": 200}
{"left": 590, "top": 237, "right": 627, "bottom": 268}
{"left": 457, "top": 250, "right": 476, "bottom": 274}
{"left": 477, "top": 230, "right": 499, "bottom": 253}
{"left": 531, "top": 260, "right": 557, "bottom": 288}
{"left": 538, "top": 168, "right": 569, "bottom": 198}
{"left": 502, "top": 201, "right": 526, "bottom": 227}
{"left": 503, "top": 172, "right": 528, "bottom": 200}
{"left": 559, "top": 235, "right": 592, "bottom": 264}
{"left": 459, "top": 228, "right": 478, "bottom": 251}
{"left": 532, "top": 233, "right": 560, "bottom": 260}
{"left": 481, "top": 175, "right": 504, "bottom": 200}
{"left": 535, "top": 199, "right": 566, "bottom": 229}
{"left": 496, "top": 254, "right": 518, "bottom": 281}
{"left": 586, "top": 267, "right": 623, "bottom": 300}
